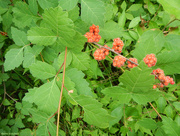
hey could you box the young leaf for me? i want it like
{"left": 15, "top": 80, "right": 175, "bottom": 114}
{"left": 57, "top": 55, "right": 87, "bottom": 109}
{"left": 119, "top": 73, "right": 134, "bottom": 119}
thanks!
{"left": 29, "top": 61, "right": 56, "bottom": 80}
{"left": 72, "top": 94, "right": 115, "bottom": 128}
{"left": 11, "top": 27, "right": 29, "bottom": 47}
{"left": 137, "top": 118, "right": 157, "bottom": 131}
{"left": 33, "top": 79, "right": 60, "bottom": 114}
{"left": 81, "top": 0, "right": 105, "bottom": 26}
{"left": 4, "top": 48, "right": 24, "bottom": 71}
{"left": 118, "top": 10, "right": 126, "bottom": 28}
{"left": 71, "top": 52, "right": 90, "bottom": 71}
{"left": 99, "top": 21, "right": 123, "bottom": 40}
{"left": 155, "top": 51, "right": 180, "bottom": 75}
{"left": 66, "top": 68, "right": 94, "bottom": 97}
{"left": 133, "top": 30, "right": 164, "bottom": 61}
{"left": 59, "top": 0, "right": 78, "bottom": 11}
{"left": 162, "top": 116, "right": 180, "bottom": 136}
{"left": 129, "top": 17, "right": 141, "bottom": 28}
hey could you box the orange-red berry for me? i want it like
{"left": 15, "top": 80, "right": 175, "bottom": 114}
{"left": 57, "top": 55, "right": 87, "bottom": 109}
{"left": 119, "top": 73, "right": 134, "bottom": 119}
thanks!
{"left": 113, "top": 56, "right": 126, "bottom": 67}
{"left": 143, "top": 54, "right": 157, "bottom": 67}
{"left": 127, "top": 58, "right": 138, "bottom": 68}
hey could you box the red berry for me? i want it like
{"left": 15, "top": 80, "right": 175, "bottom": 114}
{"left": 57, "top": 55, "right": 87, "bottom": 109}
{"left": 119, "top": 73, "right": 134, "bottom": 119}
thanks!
{"left": 112, "top": 38, "right": 124, "bottom": 53}
{"left": 113, "top": 56, "right": 126, "bottom": 67}
{"left": 143, "top": 54, "right": 157, "bottom": 67}
{"left": 127, "top": 58, "right": 138, "bottom": 68}
{"left": 153, "top": 85, "right": 157, "bottom": 89}
{"left": 93, "top": 45, "right": 110, "bottom": 61}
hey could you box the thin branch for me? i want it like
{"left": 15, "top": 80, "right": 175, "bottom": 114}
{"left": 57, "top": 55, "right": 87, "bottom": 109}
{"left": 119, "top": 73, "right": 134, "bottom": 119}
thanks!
{"left": 56, "top": 47, "right": 67, "bottom": 136}
{"left": 149, "top": 102, "right": 162, "bottom": 119}
{"left": 55, "top": 62, "right": 64, "bottom": 77}
{"left": 153, "top": 4, "right": 161, "bottom": 21}
{"left": 93, "top": 42, "right": 139, "bottom": 66}
{"left": 162, "top": 19, "right": 177, "bottom": 32}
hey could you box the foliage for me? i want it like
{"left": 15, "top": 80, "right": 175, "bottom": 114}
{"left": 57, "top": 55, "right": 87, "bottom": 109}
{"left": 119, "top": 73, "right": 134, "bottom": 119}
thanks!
{"left": 0, "top": 0, "right": 180, "bottom": 135}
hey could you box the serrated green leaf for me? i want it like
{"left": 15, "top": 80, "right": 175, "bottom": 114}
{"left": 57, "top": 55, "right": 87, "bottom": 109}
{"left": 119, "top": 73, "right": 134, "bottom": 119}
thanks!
{"left": 133, "top": 30, "right": 164, "bottom": 61}
{"left": 74, "top": 19, "right": 89, "bottom": 35}
{"left": 127, "top": 4, "right": 142, "bottom": 11}
{"left": 37, "top": 0, "right": 58, "bottom": 9}
{"left": 42, "top": 6, "right": 76, "bottom": 47}
{"left": 81, "top": 0, "right": 105, "bottom": 26}
{"left": 41, "top": 47, "right": 57, "bottom": 64}
{"left": 27, "top": 27, "right": 57, "bottom": 46}
{"left": 99, "top": 21, "right": 123, "bottom": 40}
{"left": 118, "top": 10, "right": 126, "bottom": 28}
{"left": 11, "top": 27, "right": 29, "bottom": 46}
{"left": 28, "top": 0, "right": 38, "bottom": 15}
{"left": 157, "top": 0, "right": 180, "bottom": 19}
{"left": 4, "top": 48, "right": 24, "bottom": 71}
{"left": 23, "top": 88, "right": 37, "bottom": 103}
{"left": 119, "top": 63, "right": 154, "bottom": 93}
{"left": 68, "top": 6, "right": 79, "bottom": 22}
{"left": 72, "top": 94, "right": 115, "bottom": 128}
{"left": 23, "top": 46, "right": 36, "bottom": 68}
{"left": 71, "top": 52, "right": 90, "bottom": 71}
{"left": 66, "top": 68, "right": 94, "bottom": 97}
{"left": 147, "top": 1, "right": 156, "bottom": 14}
{"left": 59, "top": 0, "right": 78, "bottom": 11}
{"left": 129, "top": 17, "right": 141, "bottom": 28}
{"left": 12, "top": 1, "right": 40, "bottom": 28}
{"left": 165, "top": 34, "right": 180, "bottom": 51}
{"left": 104, "top": 3, "right": 113, "bottom": 21}
{"left": 173, "top": 102, "right": 180, "bottom": 111}
{"left": 162, "top": 116, "right": 180, "bottom": 136}
{"left": 156, "top": 97, "right": 167, "bottom": 113}
{"left": 33, "top": 79, "right": 60, "bottom": 114}
{"left": 2, "top": 10, "right": 12, "bottom": 32}
{"left": 53, "top": 50, "right": 72, "bottom": 71}
{"left": 155, "top": 51, "right": 180, "bottom": 75}
{"left": 29, "top": 61, "right": 56, "bottom": 80}
{"left": 102, "top": 86, "right": 131, "bottom": 104}
{"left": 137, "top": 118, "right": 157, "bottom": 130}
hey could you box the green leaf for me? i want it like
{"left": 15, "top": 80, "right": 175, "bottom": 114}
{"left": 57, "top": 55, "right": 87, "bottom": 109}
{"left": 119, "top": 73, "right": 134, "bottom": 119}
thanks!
{"left": 33, "top": 79, "right": 60, "bottom": 114}
{"left": 71, "top": 52, "right": 90, "bottom": 71}
{"left": 81, "top": 0, "right": 105, "bottom": 26}
{"left": 173, "top": 102, "right": 180, "bottom": 111}
{"left": 118, "top": 10, "right": 126, "bottom": 28}
{"left": 119, "top": 63, "right": 154, "bottom": 93}
{"left": 66, "top": 68, "right": 94, "bottom": 97}
{"left": 104, "top": 4, "right": 113, "bottom": 21}
{"left": 127, "top": 4, "right": 142, "bottom": 11}
{"left": 157, "top": 0, "right": 180, "bottom": 19}
{"left": 162, "top": 116, "right": 180, "bottom": 136}
{"left": 156, "top": 97, "right": 167, "bottom": 113}
{"left": 27, "top": 27, "right": 57, "bottom": 46}
{"left": 41, "top": 47, "right": 57, "bottom": 63}
{"left": 137, "top": 118, "right": 157, "bottom": 131}
{"left": 12, "top": 1, "right": 40, "bottom": 28}
{"left": 133, "top": 30, "right": 164, "bottom": 61}
{"left": 99, "top": 21, "right": 123, "bottom": 40}
{"left": 11, "top": 27, "right": 29, "bottom": 47}
{"left": 4, "top": 48, "right": 24, "bottom": 71}
{"left": 155, "top": 51, "right": 180, "bottom": 75}
{"left": 2, "top": 10, "right": 13, "bottom": 32}
{"left": 147, "top": 1, "right": 156, "bottom": 14}
{"left": 42, "top": 6, "right": 76, "bottom": 47}
{"left": 165, "top": 34, "right": 180, "bottom": 51}
{"left": 68, "top": 6, "right": 79, "bottom": 22}
{"left": 102, "top": 86, "right": 131, "bottom": 104}
{"left": 72, "top": 94, "right": 115, "bottom": 128}
{"left": 129, "top": 17, "right": 141, "bottom": 28}
{"left": 28, "top": 0, "right": 38, "bottom": 15}
{"left": 37, "top": 0, "right": 58, "bottom": 9}
{"left": 59, "top": 0, "right": 78, "bottom": 11}
{"left": 29, "top": 61, "right": 56, "bottom": 80}
{"left": 3, "top": 99, "right": 11, "bottom": 106}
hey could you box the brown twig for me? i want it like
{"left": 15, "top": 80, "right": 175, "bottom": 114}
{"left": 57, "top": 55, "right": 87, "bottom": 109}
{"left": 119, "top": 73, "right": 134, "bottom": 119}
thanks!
{"left": 149, "top": 102, "right": 162, "bottom": 119}
{"left": 93, "top": 42, "right": 139, "bottom": 66}
{"left": 162, "top": 19, "right": 177, "bottom": 32}
{"left": 56, "top": 47, "right": 67, "bottom": 136}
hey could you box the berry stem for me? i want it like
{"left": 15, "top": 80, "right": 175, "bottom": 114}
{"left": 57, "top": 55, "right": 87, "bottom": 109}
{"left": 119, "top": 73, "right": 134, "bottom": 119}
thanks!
{"left": 93, "top": 42, "right": 139, "bottom": 66}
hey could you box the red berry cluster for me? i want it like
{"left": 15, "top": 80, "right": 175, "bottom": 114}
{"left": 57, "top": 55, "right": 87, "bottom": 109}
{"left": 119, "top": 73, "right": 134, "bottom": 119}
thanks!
{"left": 113, "top": 56, "right": 126, "bottom": 67}
{"left": 143, "top": 54, "right": 157, "bottom": 67}
{"left": 93, "top": 45, "right": 110, "bottom": 61}
{"left": 152, "top": 68, "right": 175, "bottom": 88}
{"left": 127, "top": 58, "right": 138, "bottom": 68}
{"left": 0, "top": 32, "right": 7, "bottom": 36}
{"left": 112, "top": 38, "right": 124, "bottom": 53}
{"left": 84, "top": 24, "right": 101, "bottom": 43}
